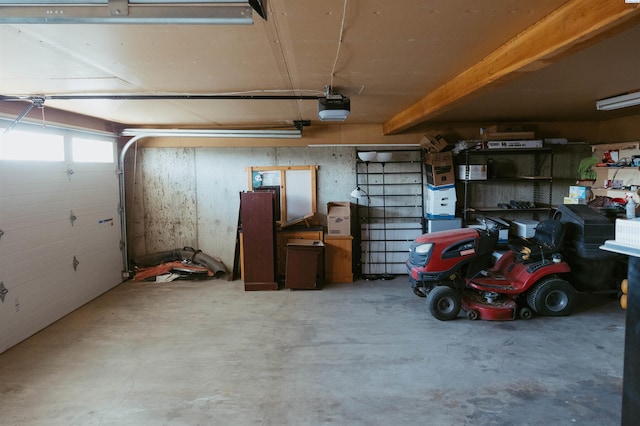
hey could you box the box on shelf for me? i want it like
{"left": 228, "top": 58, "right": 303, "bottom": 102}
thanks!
{"left": 456, "top": 164, "right": 487, "bottom": 180}
{"left": 428, "top": 217, "right": 462, "bottom": 233}
{"left": 424, "top": 151, "right": 455, "bottom": 186}
{"left": 486, "top": 140, "right": 543, "bottom": 149}
{"left": 327, "top": 201, "right": 354, "bottom": 236}
{"left": 481, "top": 131, "right": 536, "bottom": 141}
{"left": 426, "top": 184, "right": 456, "bottom": 218}
{"left": 569, "top": 185, "right": 589, "bottom": 199}
{"left": 420, "top": 134, "right": 448, "bottom": 153}
{"left": 564, "top": 197, "right": 587, "bottom": 205}
{"left": 512, "top": 219, "right": 539, "bottom": 238}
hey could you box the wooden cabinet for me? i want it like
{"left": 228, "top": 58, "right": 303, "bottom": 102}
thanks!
{"left": 276, "top": 227, "right": 324, "bottom": 278}
{"left": 285, "top": 240, "right": 324, "bottom": 289}
{"left": 324, "top": 236, "right": 354, "bottom": 283}
{"left": 240, "top": 191, "right": 278, "bottom": 291}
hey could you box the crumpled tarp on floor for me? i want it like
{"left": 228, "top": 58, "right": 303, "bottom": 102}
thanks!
{"left": 132, "top": 247, "right": 228, "bottom": 282}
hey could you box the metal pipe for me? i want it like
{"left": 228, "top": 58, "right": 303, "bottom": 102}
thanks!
{"left": 622, "top": 255, "right": 640, "bottom": 425}
{"left": 118, "top": 133, "right": 147, "bottom": 277}
{"left": 1, "top": 94, "right": 321, "bottom": 102}
{"left": 117, "top": 127, "right": 302, "bottom": 277}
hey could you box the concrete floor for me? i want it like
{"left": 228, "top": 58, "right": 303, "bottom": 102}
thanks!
{"left": 0, "top": 277, "right": 626, "bottom": 426}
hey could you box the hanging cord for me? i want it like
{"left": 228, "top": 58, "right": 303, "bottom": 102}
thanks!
{"left": 329, "top": 0, "right": 349, "bottom": 89}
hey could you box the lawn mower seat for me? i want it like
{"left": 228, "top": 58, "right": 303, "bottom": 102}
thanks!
{"left": 508, "top": 219, "right": 566, "bottom": 263}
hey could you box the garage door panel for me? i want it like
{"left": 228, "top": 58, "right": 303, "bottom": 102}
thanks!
{"left": 0, "top": 202, "right": 118, "bottom": 235}
{"left": 4, "top": 243, "right": 120, "bottom": 320}
{"left": 0, "top": 160, "right": 68, "bottom": 182}
{"left": 2, "top": 246, "right": 122, "bottom": 351}
{"left": 1, "top": 188, "right": 118, "bottom": 219}
{"left": 2, "top": 263, "right": 76, "bottom": 349}
{"left": 0, "top": 219, "right": 121, "bottom": 283}
{"left": 0, "top": 134, "right": 122, "bottom": 353}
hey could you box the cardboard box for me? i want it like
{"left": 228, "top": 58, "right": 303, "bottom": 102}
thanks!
{"left": 564, "top": 196, "right": 587, "bottom": 205}
{"left": 327, "top": 202, "right": 354, "bottom": 236}
{"left": 512, "top": 219, "right": 539, "bottom": 238}
{"left": 569, "top": 185, "right": 589, "bottom": 199}
{"left": 424, "top": 151, "right": 455, "bottom": 186}
{"left": 481, "top": 131, "right": 536, "bottom": 141}
{"left": 420, "top": 134, "right": 448, "bottom": 153}
{"left": 486, "top": 140, "right": 543, "bottom": 149}
{"left": 426, "top": 184, "right": 456, "bottom": 218}
{"left": 456, "top": 164, "right": 487, "bottom": 180}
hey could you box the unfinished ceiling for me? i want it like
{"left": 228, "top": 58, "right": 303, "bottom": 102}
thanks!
{"left": 1, "top": 0, "right": 639, "bottom": 134}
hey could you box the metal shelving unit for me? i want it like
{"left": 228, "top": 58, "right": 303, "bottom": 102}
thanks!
{"left": 456, "top": 148, "right": 554, "bottom": 225}
{"left": 354, "top": 149, "right": 425, "bottom": 277}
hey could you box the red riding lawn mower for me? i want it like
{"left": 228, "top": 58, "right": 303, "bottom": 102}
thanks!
{"left": 407, "top": 215, "right": 579, "bottom": 321}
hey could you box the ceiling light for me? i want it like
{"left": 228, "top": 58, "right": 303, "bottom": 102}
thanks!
{"left": 376, "top": 152, "right": 393, "bottom": 163}
{"left": 596, "top": 91, "right": 640, "bottom": 111}
{"left": 318, "top": 86, "right": 350, "bottom": 121}
{"left": 0, "top": 1, "right": 266, "bottom": 25}
{"left": 318, "top": 96, "right": 350, "bottom": 121}
{"left": 357, "top": 151, "right": 377, "bottom": 162}
{"left": 121, "top": 128, "right": 302, "bottom": 139}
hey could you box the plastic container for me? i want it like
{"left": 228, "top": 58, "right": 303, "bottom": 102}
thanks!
{"left": 557, "top": 204, "right": 614, "bottom": 245}
{"left": 626, "top": 195, "right": 636, "bottom": 219}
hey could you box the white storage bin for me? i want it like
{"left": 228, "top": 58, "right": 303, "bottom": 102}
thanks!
{"left": 426, "top": 184, "right": 456, "bottom": 218}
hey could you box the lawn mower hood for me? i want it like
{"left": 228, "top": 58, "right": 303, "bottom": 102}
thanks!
{"left": 407, "top": 227, "right": 495, "bottom": 284}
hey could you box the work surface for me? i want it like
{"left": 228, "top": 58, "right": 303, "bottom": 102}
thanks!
{"left": 0, "top": 278, "right": 625, "bottom": 425}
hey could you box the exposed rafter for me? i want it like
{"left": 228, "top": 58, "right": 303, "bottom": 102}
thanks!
{"left": 383, "top": 0, "right": 640, "bottom": 135}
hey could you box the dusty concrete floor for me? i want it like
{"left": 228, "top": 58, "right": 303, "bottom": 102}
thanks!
{"left": 0, "top": 278, "right": 626, "bottom": 426}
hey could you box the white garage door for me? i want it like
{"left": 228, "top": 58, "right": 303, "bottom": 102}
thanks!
{"left": 0, "top": 122, "right": 123, "bottom": 353}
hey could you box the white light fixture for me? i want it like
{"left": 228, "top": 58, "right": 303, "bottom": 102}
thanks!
{"left": 350, "top": 187, "right": 368, "bottom": 200}
{"left": 357, "top": 151, "right": 377, "bottom": 162}
{"left": 318, "top": 86, "right": 350, "bottom": 121}
{"left": 0, "top": 1, "right": 266, "bottom": 25}
{"left": 376, "top": 152, "right": 393, "bottom": 163}
{"left": 318, "top": 96, "right": 350, "bottom": 121}
{"left": 596, "top": 91, "right": 640, "bottom": 111}
{"left": 121, "top": 128, "right": 302, "bottom": 139}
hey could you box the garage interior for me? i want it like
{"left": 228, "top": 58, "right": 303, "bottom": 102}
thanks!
{"left": 1, "top": 1, "right": 640, "bottom": 425}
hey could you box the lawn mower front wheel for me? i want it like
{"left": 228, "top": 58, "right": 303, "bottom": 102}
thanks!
{"left": 426, "top": 286, "right": 461, "bottom": 321}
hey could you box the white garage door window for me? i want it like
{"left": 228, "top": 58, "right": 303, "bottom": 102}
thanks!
{"left": 0, "top": 122, "right": 122, "bottom": 353}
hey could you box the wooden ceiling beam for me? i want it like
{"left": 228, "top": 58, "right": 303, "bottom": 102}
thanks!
{"left": 383, "top": 0, "right": 640, "bottom": 135}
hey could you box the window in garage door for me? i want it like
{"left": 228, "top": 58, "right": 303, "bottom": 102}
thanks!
{"left": 0, "top": 123, "right": 122, "bottom": 353}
